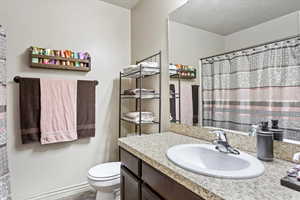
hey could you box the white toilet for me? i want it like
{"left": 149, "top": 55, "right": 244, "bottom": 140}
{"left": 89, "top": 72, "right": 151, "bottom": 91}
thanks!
{"left": 88, "top": 162, "right": 121, "bottom": 200}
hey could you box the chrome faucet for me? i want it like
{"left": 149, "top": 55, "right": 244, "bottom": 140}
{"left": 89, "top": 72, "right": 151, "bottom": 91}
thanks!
{"left": 211, "top": 130, "right": 240, "bottom": 155}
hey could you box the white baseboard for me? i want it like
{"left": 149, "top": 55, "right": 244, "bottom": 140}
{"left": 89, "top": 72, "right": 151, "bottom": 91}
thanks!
{"left": 25, "top": 182, "right": 93, "bottom": 200}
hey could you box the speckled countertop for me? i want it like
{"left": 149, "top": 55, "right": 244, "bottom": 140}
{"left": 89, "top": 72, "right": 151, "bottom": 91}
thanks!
{"left": 118, "top": 132, "right": 300, "bottom": 200}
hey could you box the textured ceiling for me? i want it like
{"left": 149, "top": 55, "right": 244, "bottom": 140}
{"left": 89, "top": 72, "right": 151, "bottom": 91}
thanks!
{"left": 100, "top": 0, "right": 140, "bottom": 9}
{"left": 170, "top": 0, "right": 300, "bottom": 35}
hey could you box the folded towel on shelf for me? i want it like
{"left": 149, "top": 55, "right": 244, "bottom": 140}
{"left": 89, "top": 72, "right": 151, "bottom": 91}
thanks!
{"left": 122, "top": 116, "right": 155, "bottom": 123}
{"left": 124, "top": 112, "right": 153, "bottom": 119}
{"left": 123, "top": 65, "right": 138, "bottom": 74}
{"left": 123, "top": 88, "right": 155, "bottom": 95}
{"left": 169, "top": 64, "right": 177, "bottom": 75}
{"left": 77, "top": 80, "right": 96, "bottom": 138}
{"left": 122, "top": 94, "right": 158, "bottom": 99}
{"left": 138, "top": 62, "right": 159, "bottom": 68}
{"left": 123, "top": 112, "right": 154, "bottom": 123}
{"left": 122, "top": 63, "right": 159, "bottom": 78}
{"left": 19, "top": 78, "right": 41, "bottom": 144}
{"left": 169, "top": 64, "right": 177, "bottom": 70}
{"left": 40, "top": 79, "right": 78, "bottom": 144}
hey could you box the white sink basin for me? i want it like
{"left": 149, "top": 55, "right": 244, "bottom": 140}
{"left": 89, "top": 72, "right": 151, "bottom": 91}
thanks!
{"left": 166, "top": 144, "right": 265, "bottom": 179}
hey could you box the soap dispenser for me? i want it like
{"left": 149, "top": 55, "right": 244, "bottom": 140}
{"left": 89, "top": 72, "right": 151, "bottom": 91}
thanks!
{"left": 269, "top": 120, "right": 284, "bottom": 141}
{"left": 257, "top": 121, "right": 274, "bottom": 162}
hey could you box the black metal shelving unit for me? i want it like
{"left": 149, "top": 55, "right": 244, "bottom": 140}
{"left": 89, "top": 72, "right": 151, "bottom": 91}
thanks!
{"left": 119, "top": 51, "right": 162, "bottom": 138}
{"left": 169, "top": 68, "right": 181, "bottom": 123}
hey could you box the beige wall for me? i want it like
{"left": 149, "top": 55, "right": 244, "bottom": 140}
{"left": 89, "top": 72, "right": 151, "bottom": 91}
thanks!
{"left": 225, "top": 11, "right": 300, "bottom": 51}
{"left": 0, "top": 0, "right": 130, "bottom": 199}
{"left": 169, "top": 21, "right": 225, "bottom": 68}
{"left": 169, "top": 11, "right": 300, "bottom": 64}
{"left": 131, "top": 0, "right": 187, "bottom": 131}
{"left": 168, "top": 21, "right": 224, "bottom": 126}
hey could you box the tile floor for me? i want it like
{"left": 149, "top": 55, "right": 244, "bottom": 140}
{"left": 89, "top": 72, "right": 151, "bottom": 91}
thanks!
{"left": 58, "top": 190, "right": 96, "bottom": 200}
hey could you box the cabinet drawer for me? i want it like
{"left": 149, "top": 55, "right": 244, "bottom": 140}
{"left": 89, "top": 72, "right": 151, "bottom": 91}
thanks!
{"left": 142, "top": 183, "right": 164, "bottom": 200}
{"left": 120, "top": 148, "right": 141, "bottom": 177}
{"left": 142, "top": 162, "right": 204, "bottom": 200}
{"left": 121, "top": 166, "right": 141, "bottom": 200}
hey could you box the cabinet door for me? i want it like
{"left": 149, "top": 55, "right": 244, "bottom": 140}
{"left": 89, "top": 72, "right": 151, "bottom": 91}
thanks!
{"left": 120, "top": 148, "right": 141, "bottom": 177}
{"left": 142, "top": 162, "right": 204, "bottom": 200}
{"left": 142, "top": 184, "right": 163, "bottom": 200}
{"left": 121, "top": 166, "right": 140, "bottom": 200}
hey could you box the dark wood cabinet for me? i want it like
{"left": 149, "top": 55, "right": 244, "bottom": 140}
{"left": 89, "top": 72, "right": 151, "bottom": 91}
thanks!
{"left": 142, "top": 162, "right": 204, "bottom": 200}
{"left": 141, "top": 184, "right": 163, "bottom": 200}
{"left": 120, "top": 147, "right": 141, "bottom": 177}
{"left": 121, "top": 166, "right": 141, "bottom": 200}
{"left": 120, "top": 148, "right": 205, "bottom": 200}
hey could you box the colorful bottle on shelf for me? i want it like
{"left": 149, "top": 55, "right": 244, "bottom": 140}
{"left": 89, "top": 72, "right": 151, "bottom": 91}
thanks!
{"left": 31, "top": 47, "right": 39, "bottom": 55}
{"left": 32, "top": 58, "right": 39, "bottom": 63}
{"left": 74, "top": 52, "right": 80, "bottom": 67}
{"left": 54, "top": 50, "right": 60, "bottom": 57}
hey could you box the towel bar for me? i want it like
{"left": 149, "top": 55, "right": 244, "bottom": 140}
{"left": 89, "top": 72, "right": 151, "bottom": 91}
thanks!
{"left": 13, "top": 76, "right": 99, "bottom": 85}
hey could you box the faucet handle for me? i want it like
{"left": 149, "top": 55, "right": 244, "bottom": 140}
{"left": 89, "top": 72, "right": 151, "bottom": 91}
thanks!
{"left": 293, "top": 152, "right": 300, "bottom": 163}
{"left": 210, "top": 129, "right": 225, "bottom": 135}
{"left": 210, "top": 129, "right": 226, "bottom": 141}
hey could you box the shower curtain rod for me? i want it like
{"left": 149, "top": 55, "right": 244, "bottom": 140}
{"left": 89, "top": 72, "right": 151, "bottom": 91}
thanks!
{"left": 200, "top": 34, "right": 300, "bottom": 61}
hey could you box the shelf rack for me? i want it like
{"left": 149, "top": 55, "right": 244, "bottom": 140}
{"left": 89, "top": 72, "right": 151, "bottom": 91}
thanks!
{"left": 170, "top": 70, "right": 181, "bottom": 124}
{"left": 29, "top": 49, "right": 91, "bottom": 72}
{"left": 169, "top": 68, "right": 197, "bottom": 80}
{"left": 119, "top": 51, "right": 162, "bottom": 138}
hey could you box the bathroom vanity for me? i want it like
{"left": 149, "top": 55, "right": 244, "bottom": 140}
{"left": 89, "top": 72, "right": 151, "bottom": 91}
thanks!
{"left": 118, "top": 132, "right": 300, "bottom": 200}
{"left": 120, "top": 148, "right": 203, "bottom": 200}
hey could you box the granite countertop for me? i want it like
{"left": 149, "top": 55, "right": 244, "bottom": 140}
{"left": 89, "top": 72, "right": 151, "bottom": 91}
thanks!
{"left": 118, "top": 132, "right": 300, "bottom": 200}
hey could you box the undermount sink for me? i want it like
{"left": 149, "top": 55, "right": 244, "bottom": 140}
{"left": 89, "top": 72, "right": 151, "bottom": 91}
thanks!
{"left": 166, "top": 144, "right": 265, "bottom": 179}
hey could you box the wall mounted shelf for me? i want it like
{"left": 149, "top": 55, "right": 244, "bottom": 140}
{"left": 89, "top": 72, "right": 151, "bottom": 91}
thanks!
{"left": 170, "top": 74, "right": 196, "bottom": 80}
{"left": 30, "top": 63, "right": 90, "bottom": 72}
{"left": 29, "top": 47, "right": 91, "bottom": 72}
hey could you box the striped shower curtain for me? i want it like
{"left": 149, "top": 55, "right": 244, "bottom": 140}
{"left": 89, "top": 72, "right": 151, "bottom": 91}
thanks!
{"left": 0, "top": 26, "right": 10, "bottom": 200}
{"left": 202, "top": 37, "right": 300, "bottom": 141}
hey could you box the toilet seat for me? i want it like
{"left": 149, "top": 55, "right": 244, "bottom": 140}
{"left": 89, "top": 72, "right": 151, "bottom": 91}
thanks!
{"left": 88, "top": 162, "right": 121, "bottom": 181}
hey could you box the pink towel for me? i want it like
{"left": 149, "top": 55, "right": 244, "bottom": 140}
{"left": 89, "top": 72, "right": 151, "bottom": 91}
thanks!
{"left": 40, "top": 79, "right": 78, "bottom": 144}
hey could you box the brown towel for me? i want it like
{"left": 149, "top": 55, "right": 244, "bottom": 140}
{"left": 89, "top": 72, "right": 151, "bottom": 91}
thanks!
{"left": 77, "top": 80, "right": 96, "bottom": 138}
{"left": 19, "top": 79, "right": 96, "bottom": 144}
{"left": 19, "top": 78, "right": 41, "bottom": 144}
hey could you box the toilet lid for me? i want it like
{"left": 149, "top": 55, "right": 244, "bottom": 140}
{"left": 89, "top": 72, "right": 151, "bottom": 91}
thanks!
{"left": 88, "top": 162, "right": 121, "bottom": 180}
